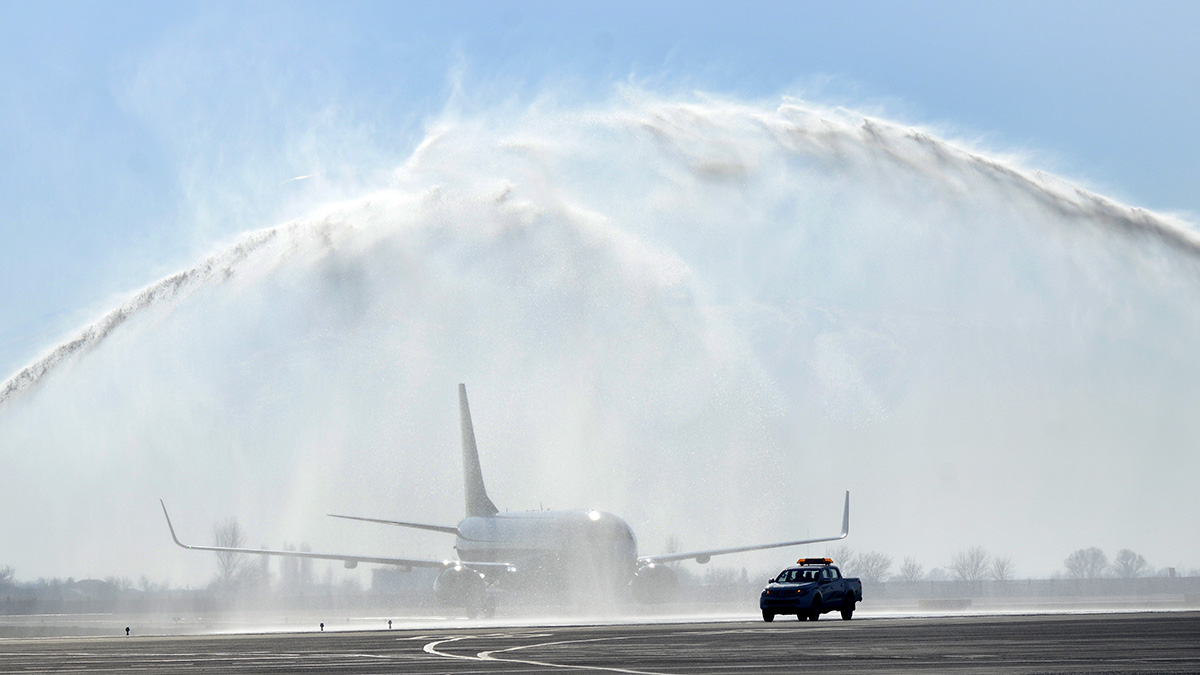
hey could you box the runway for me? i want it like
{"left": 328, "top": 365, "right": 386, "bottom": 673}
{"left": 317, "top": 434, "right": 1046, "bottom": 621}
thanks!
{"left": 2, "top": 611, "right": 1198, "bottom": 673}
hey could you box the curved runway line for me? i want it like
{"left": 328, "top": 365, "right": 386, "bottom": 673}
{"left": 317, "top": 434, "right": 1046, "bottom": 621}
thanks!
{"left": 479, "top": 636, "right": 673, "bottom": 675}
{"left": 422, "top": 632, "right": 554, "bottom": 660}
{"left": 423, "top": 632, "right": 675, "bottom": 675}
{"left": 423, "top": 635, "right": 484, "bottom": 661}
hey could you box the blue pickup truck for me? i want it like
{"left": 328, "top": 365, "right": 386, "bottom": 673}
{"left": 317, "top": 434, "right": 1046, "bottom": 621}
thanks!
{"left": 760, "top": 558, "right": 862, "bottom": 622}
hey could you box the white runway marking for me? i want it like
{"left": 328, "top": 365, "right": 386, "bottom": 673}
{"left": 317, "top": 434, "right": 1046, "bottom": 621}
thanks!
{"left": 423, "top": 632, "right": 676, "bottom": 675}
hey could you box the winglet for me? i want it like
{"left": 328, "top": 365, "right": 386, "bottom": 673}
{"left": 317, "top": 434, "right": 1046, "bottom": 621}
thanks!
{"left": 459, "top": 384, "right": 499, "bottom": 517}
{"left": 160, "top": 499, "right": 191, "bottom": 549}
{"left": 840, "top": 490, "right": 850, "bottom": 539}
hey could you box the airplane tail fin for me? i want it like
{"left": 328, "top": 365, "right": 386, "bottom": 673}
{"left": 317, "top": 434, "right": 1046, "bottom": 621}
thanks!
{"left": 459, "top": 383, "right": 499, "bottom": 517}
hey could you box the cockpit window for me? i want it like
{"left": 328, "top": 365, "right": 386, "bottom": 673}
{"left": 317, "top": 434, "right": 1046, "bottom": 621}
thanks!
{"left": 776, "top": 568, "right": 819, "bottom": 583}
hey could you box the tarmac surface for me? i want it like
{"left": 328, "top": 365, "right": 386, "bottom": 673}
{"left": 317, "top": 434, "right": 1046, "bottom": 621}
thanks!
{"left": 1, "top": 611, "right": 1198, "bottom": 673}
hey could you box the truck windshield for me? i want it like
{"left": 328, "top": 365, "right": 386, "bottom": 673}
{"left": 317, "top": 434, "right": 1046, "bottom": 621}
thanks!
{"left": 776, "top": 568, "right": 820, "bottom": 583}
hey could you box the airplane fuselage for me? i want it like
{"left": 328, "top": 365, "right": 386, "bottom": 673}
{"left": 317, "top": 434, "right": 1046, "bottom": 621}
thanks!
{"left": 456, "top": 509, "right": 638, "bottom": 596}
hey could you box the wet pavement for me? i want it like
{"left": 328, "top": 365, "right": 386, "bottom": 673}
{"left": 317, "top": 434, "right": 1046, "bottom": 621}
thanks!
{"left": 2, "top": 611, "right": 1198, "bottom": 673}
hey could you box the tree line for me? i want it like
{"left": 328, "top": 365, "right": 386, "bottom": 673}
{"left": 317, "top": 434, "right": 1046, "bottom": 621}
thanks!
{"left": 822, "top": 545, "right": 1173, "bottom": 582}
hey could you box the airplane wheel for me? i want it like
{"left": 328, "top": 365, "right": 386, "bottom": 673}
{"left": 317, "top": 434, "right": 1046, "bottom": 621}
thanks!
{"left": 762, "top": 611, "right": 774, "bottom": 622}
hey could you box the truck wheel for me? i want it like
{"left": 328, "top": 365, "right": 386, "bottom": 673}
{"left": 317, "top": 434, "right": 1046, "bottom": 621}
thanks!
{"left": 808, "top": 595, "right": 822, "bottom": 621}
{"left": 762, "top": 610, "right": 775, "bottom": 622}
{"left": 841, "top": 596, "right": 855, "bottom": 620}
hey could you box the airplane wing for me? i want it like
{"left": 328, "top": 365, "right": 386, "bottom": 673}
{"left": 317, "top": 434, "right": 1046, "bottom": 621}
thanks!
{"left": 637, "top": 491, "right": 850, "bottom": 565}
{"left": 160, "top": 500, "right": 513, "bottom": 572}
{"left": 326, "top": 513, "right": 461, "bottom": 536}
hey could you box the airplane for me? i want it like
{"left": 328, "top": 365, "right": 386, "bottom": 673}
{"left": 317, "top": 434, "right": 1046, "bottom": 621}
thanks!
{"left": 161, "top": 383, "right": 850, "bottom": 613}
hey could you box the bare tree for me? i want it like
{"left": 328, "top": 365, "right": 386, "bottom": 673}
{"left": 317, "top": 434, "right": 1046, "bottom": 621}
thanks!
{"left": 137, "top": 575, "right": 164, "bottom": 594}
{"left": 104, "top": 576, "right": 132, "bottom": 591}
{"left": 702, "top": 567, "right": 741, "bottom": 586}
{"left": 279, "top": 543, "right": 299, "bottom": 591}
{"left": 949, "top": 546, "right": 990, "bottom": 582}
{"left": 1112, "top": 549, "right": 1148, "bottom": 579}
{"left": 898, "top": 556, "right": 925, "bottom": 582}
{"left": 990, "top": 556, "right": 1015, "bottom": 581}
{"left": 1064, "top": 547, "right": 1108, "bottom": 579}
{"left": 827, "top": 545, "right": 858, "bottom": 576}
{"left": 230, "top": 545, "right": 269, "bottom": 591}
{"left": 299, "top": 543, "right": 313, "bottom": 589}
{"left": 0, "top": 565, "right": 14, "bottom": 589}
{"left": 242, "top": 544, "right": 270, "bottom": 590}
{"left": 213, "top": 517, "right": 247, "bottom": 590}
{"left": 662, "top": 535, "right": 697, "bottom": 583}
{"left": 664, "top": 535, "right": 681, "bottom": 554}
{"left": 856, "top": 551, "right": 894, "bottom": 582}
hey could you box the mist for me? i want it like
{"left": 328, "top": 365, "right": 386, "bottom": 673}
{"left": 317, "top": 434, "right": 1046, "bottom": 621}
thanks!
{"left": 2, "top": 91, "right": 1199, "bottom": 589}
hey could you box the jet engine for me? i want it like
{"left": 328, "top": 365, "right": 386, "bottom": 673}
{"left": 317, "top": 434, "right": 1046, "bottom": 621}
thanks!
{"left": 433, "top": 565, "right": 488, "bottom": 613}
{"left": 630, "top": 563, "right": 678, "bottom": 604}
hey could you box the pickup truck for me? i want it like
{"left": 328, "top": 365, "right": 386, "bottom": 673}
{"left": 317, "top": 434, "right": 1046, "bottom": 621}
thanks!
{"left": 759, "top": 558, "right": 862, "bottom": 621}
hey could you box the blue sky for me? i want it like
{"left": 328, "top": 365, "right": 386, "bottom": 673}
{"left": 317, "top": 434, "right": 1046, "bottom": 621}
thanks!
{"left": 2, "top": 0, "right": 1198, "bottom": 378}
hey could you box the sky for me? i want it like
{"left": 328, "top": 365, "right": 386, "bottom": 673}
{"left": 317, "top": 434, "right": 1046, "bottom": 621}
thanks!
{"left": 1, "top": 1, "right": 1199, "bottom": 586}
{"left": 3, "top": 1, "right": 1199, "bottom": 376}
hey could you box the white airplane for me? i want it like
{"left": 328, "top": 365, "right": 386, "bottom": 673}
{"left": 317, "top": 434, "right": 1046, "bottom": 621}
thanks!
{"left": 162, "top": 383, "right": 849, "bottom": 613}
